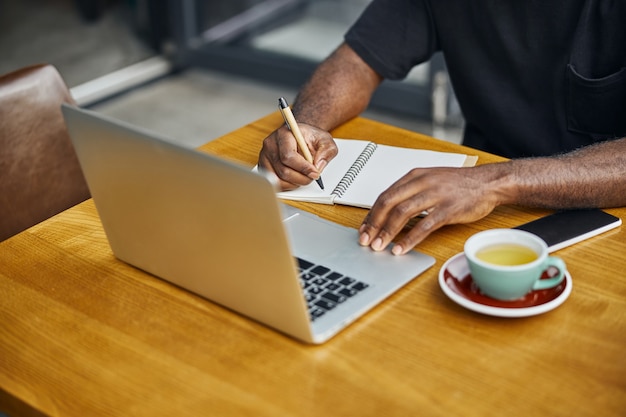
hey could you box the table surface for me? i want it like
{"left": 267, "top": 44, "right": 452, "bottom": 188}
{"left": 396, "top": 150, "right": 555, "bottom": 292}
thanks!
{"left": 1, "top": 113, "right": 625, "bottom": 417}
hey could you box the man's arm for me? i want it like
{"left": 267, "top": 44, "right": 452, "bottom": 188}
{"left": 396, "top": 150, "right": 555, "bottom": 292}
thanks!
{"left": 291, "top": 43, "right": 383, "bottom": 129}
{"left": 359, "top": 137, "right": 626, "bottom": 255}
{"left": 511, "top": 138, "right": 626, "bottom": 207}
{"left": 257, "top": 43, "right": 382, "bottom": 190}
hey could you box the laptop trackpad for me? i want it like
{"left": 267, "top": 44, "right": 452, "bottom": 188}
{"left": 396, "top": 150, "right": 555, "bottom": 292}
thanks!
{"left": 283, "top": 211, "right": 433, "bottom": 278}
{"left": 284, "top": 211, "right": 359, "bottom": 257}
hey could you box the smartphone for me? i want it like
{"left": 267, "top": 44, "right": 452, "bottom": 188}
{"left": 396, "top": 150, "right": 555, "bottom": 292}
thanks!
{"left": 514, "top": 209, "right": 622, "bottom": 252}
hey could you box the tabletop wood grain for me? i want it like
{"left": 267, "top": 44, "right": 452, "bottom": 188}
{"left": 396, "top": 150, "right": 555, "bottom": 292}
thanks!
{"left": 1, "top": 112, "right": 625, "bottom": 417}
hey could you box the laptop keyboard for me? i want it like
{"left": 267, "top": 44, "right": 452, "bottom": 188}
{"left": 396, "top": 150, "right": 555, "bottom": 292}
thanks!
{"left": 296, "top": 257, "right": 370, "bottom": 321}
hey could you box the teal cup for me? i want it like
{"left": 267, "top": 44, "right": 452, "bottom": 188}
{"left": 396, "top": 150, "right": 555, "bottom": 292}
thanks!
{"left": 464, "top": 229, "right": 567, "bottom": 301}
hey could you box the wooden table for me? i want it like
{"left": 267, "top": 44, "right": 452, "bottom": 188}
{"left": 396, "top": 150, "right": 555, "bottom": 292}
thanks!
{"left": 1, "top": 113, "right": 625, "bottom": 417}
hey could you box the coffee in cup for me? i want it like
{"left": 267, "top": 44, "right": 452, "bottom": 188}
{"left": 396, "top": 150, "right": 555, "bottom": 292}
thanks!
{"left": 464, "top": 229, "right": 566, "bottom": 300}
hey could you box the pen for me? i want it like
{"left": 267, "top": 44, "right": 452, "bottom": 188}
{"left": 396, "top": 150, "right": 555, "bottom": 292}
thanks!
{"left": 278, "top": 97, "right": 324, "bottom": 190}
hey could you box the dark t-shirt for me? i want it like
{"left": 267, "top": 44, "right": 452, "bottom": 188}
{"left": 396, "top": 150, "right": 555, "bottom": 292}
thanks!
{"left": 345, "top": 0, "right": 626, "bottom": 158}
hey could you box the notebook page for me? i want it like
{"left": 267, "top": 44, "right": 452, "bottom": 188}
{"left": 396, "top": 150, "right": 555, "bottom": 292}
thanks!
{"left": 335, "top": 145, "right": 470, "bottom": 208}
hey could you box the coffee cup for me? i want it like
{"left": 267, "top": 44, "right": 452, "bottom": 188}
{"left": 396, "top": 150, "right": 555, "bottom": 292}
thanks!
{"left": 464, "top": 229, "right": 566, "bottom": 300}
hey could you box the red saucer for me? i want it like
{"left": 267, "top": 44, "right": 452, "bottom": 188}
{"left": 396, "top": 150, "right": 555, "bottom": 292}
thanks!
{"left": 439, "top": 253, "right": 572, "bottom": 317}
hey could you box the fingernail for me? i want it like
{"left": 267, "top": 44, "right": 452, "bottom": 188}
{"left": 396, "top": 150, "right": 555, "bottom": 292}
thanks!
{"left": 392, "top": 244, "right": 404, "bottom": 256}
{"left": 316, "top": 159, "right": 328, "bottom": 171}
{"left": 359, "top": 232, "right": 370, "bottom": 246}
{"left": 372, "top": 237, "right": 384, "bottom": 251}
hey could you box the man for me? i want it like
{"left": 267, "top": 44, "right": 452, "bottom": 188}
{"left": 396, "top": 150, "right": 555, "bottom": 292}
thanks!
{"left": 258, "top": 0, "right": 626, "bottom": 255}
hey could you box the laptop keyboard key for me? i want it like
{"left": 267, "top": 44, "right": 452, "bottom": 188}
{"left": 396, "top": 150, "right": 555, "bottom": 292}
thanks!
{"left": 351, "top": 282, "right": 369, "bottom": 292}
{"left": 309, "top": 286, "right": 324, "bottom": 295}
{"left": 311, "top": 277, "right": 327, "bottom": 286}
{"left": 339, "top": 277, "right": 356, "bottom": 286}
{"left": 310, "top": 265, "right": 330, "bottom": 276}
{"left": 310, "top": 308, "right": 326, "bottom": 320}
{"left": 326, "top": 272, "right": 343, "bottom": 281}
{"left": 297, "top": 258, "right": 314, "bottom": 270}
{"left": 339, "top": 287, "right": 358, "bottom": 297}
{"left": 301, "top": 272, "right": 317, "bottom": 281}
{"left": 321, "top": 292, "right": 346, "bottom": 304}
{"left": 314, "top": 299, "right": 336, "bottom": 311}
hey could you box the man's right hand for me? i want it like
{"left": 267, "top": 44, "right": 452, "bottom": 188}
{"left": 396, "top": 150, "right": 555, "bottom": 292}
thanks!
{"left": 258, "top": 123, "right": 338, "bottom": 191}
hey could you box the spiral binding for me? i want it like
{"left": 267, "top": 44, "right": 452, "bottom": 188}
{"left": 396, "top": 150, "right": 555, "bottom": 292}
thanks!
{"left": 331, "top": 142, "right": 378, "bottom": 198}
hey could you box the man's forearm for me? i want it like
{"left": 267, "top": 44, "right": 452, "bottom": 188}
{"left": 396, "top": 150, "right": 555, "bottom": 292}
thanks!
{"left": 496, "top": 137, "right": 626, "bottom": 209}
{"left": 292, "top": 43, "right": 383, "bottom": 131}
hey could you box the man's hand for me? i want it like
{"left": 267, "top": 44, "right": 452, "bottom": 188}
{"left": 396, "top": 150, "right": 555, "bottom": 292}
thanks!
{"left": 258, "top": 123, "right": 338, "bottom": 191}
{"left": 358, "top": 165, "right": 509, "bottom": 255}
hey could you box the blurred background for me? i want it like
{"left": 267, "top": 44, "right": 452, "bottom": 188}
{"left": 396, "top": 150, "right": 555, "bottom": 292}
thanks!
{"left": 1, "top": 0, "right": 464, "bottom": 148}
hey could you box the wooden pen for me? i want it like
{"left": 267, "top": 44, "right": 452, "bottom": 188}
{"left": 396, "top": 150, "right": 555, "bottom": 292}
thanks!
{"left": 278, "top": 97, "right": 324, "bottom": 190}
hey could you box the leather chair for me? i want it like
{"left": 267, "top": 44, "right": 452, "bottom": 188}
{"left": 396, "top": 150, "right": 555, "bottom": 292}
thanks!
{"left": 0, "top": 64, "right": 90, "bottom": 241}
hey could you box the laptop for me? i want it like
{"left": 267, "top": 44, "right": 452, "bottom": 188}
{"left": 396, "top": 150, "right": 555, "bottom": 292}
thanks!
{"left": 62, "top": 104, "right": 435, "bottom": 344}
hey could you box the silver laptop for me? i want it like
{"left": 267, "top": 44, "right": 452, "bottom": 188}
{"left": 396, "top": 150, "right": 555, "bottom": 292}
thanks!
{"left": 62, "top": 104, "right": 434, "bottom": 344}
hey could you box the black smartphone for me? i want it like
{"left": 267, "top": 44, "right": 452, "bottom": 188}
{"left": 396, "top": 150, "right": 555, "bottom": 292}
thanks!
{"left": 514, "top": 209, "right": 622, "bottom": 252}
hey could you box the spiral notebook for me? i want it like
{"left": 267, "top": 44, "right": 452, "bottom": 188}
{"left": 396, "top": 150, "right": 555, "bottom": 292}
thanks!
{"left": 277, "top": 139, "right": 478, "bottom": 208}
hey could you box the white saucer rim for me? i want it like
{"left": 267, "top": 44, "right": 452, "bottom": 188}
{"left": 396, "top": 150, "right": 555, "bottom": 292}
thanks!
{"left": 438, "top": 252, "right": 572, "bottom": 318}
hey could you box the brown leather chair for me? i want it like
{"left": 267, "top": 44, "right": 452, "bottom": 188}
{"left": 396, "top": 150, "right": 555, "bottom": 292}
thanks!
{"left": 0, "top": 64, "right": 90, "bottom": 241}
